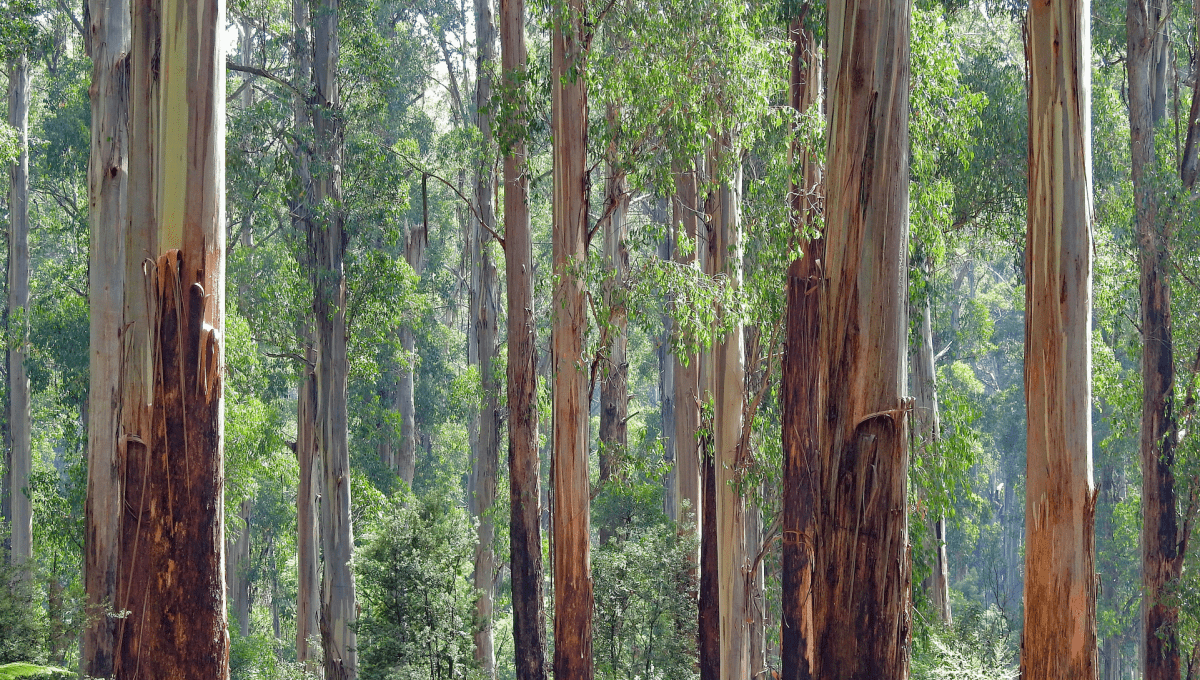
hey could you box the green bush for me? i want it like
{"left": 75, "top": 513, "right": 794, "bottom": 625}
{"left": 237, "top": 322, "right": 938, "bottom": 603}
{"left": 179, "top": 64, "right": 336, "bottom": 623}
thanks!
{"left": 356, "top": 491, "right": 482, "bottom": 680}
{"left": 0, "top": 663, "right": 72, "bottom": 680}
{"left": 911, "top": 604, "right": 1017, "bottom": 679}
{"left": 593, "top": 521, "right": 698, "bottom": 680}
{"left": 0, "top": 563, "right": 46, "bottom": 665}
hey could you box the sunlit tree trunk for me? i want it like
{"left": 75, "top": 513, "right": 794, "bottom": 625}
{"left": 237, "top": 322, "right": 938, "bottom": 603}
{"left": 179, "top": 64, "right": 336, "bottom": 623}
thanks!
{"left": 501, "top": 0, "right": 548, "bottom": 672}
{"left": 551, "top": 0, "right": 594, "bottom": 671}
{"left": 116, "top": 0, "right": 229, "bottom": 672}
{"left": 83, "top": 0, "right": 129, "bottom": 669}
{"left": 1129, "top": 0, "right": 1184, "bottom": 677}
{"left": 710, "top": 152, "right": 748, "bottom": 680}
{"left": 810, "top": 0, "right": 913, "bottom": 671}
{"left": 6, "top": 52, "right": 31, "bottom": 583}
{"left": 781, "top": 18, "right": 820, "bottom": 679}
{"left": 1021, "top": 0, "right": 1098, "bottom": 674}
{"left": 472, "top": 0, "right": 500, "bottom": 671}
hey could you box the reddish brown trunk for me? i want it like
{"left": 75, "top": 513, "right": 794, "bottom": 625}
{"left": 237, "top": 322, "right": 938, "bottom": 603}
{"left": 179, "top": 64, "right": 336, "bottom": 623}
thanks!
{"left": 296, "top": 361, "right": 320, "bottom": 665}
{"left": 781, "top": 17, "right": 820, "bottom": 680}
{"left": 550, "top": 0, "right": 593, "bottom": 674}
{"left": 501, "top": 0, "right": 548, "bottom": 671}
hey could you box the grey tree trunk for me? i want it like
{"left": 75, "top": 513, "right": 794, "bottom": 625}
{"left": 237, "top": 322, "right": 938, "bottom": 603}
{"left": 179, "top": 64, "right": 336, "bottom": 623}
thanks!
{"left": 6, "top": 53, "right": 31, "bottom": 582}
{"left": 296, "top": 358, "right": 321, "bottom": 665}
{"left": 311, "top": 0, "right": 357, "bottom": 675}
{"left": 397, "top": 206, "right": 426, "bottom": 486}
{"left": 471, "top": 0, "right": 500, "bottom": 671}
{"left": 1128, "top": 0, "right": 1185, "bottom": 677}
{"left": 599, "top": 128, "right": 630, "bottom": 540}
{"left": 913, "top": 272, "right": 950, "bottom": 626}
{"left": 1021, "top": 0, "right": 1098, "bottom": 674}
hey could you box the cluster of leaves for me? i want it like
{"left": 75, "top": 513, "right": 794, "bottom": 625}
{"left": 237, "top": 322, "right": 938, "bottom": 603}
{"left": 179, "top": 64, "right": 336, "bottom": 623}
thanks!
{"left": 355, "top": 491, "right": 483, "bottom": 680}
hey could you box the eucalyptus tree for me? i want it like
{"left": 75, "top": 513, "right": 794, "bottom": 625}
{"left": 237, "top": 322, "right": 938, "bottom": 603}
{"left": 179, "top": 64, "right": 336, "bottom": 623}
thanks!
{"left": 781, "top": 11, "right": 820, "bottom": 677}
{"left": 499, "top": 0, "right": 548, "bottom": 670}
{"left": 6, "top": 45, "right": 30, "bottom": 584}
{"left": 1128, "top": 0, "right": 1186, "bottom": 674}
{"left": 115, "top": 0, "right": 229, "bottom": 674}
{"left": 1020, "top": 0, "right": 1097, "bottom": 673}
{"left": 805, "top": 0, "right": 912, "bottom": 672}
{"left": 82, "top": 0, "right": 127, "bottom": 668}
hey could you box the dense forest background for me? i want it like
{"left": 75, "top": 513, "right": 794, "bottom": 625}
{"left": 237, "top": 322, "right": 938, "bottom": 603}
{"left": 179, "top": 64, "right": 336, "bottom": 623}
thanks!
{"left": 0, "top": 0, "right": 1198, "bottom": 676}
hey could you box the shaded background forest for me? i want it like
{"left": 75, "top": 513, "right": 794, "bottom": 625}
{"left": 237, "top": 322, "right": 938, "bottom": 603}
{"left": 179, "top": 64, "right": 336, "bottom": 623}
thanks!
{"left": 0, "top": 0, "right": 1198, "bottom": 676}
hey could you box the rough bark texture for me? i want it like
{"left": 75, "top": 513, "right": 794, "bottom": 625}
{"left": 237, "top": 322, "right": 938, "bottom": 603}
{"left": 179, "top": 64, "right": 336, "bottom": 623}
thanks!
{"left": 660, "top": 226, "right": 676, "bottom": 522}
{"left": 673, "top": 164, "right": 701, "bottom": 564}
{"left": 810, "top": 0, "right": 913, "bottom": 672}
{"left": 781, "top": 19, "right": 820, "bottom": 680}
{"left": 115, "top": 0, "right": 229, "bottom": 672}
{"left": 311, "top": 0, "right": 357, "bottom": 675}
{"left": 551, "top": 0, "right": 594, "bottom": 673}
{"left": 1128, "top": 0, "right": 1184, "bottom": 677}
{"left": 472, "top": 0, "right": 500, "bottom": 670}
{"left": 913, "top": 277, "right": 950, "bottom": 626}
{"left": 7, "top": 53, "right": 31, "bottom": 580}
{"left": 501, "top": 0, "right": 548, "bottom": 672}
{"left": 1021, "top": 0, "right": 1098, "bottom": 675}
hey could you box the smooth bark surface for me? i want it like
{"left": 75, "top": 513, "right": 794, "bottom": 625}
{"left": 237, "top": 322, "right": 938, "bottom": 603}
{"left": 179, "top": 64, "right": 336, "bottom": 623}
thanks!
{"left": 116, "top": 0, "right": 229, "bottom": 672}
{"left": 781, "top": 19, "right": 820, "bottom": 679}
{"left": 712, "top": 162, "right": 748, "bottom": 680}
{"left": 501, "top": 0, "right": 548, "bottom": 672}
{"left": 599, "top": 133, "right": 630, "bottom": 538}
{"left": 7, "top": 53, "right": 31, "bottom": 580}
{"left": 296, "top": 361, "right": 320, "bottom": 665}
{"left": 1021, "top": 0, "right": 1098, "bottom": 674}
{"left": 672, "top": 165, "right": 701, "bottom": 562}
{"left": 471, "top": 0, "right": 500, "bottom": 670}
{"left": 551, "top": 0, "right": 594, "bottom": 673}
{"left": 913, "top": 280, "right": 950, "bottom": 625}
{"left": 311, "top": 0, "right": 357, "bottom": 675}
{"left": 810, "top": 0, "right": 913, "bottom": 672}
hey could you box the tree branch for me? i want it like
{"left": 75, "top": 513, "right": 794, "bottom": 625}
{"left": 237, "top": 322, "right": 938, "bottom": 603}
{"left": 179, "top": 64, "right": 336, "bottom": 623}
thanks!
{"left": 226, "top": 61, "right": 302, "bottom": 98}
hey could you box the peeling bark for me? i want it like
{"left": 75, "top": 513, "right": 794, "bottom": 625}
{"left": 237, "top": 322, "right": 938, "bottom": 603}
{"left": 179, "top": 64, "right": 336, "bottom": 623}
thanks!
{"left": 551, "top": 0, "right": 594, "bottom": 671}
{"left": 807, "top": 0, "right": 914, "bottom": 671}
{"left": 673, "top": 163, "right": 701, "bottom": 566}
{"left": 115, "top": 0, "right": 229, "bottom": 671}
{"left": 1021, "top": 0, "right": 1098, "bottom": 674}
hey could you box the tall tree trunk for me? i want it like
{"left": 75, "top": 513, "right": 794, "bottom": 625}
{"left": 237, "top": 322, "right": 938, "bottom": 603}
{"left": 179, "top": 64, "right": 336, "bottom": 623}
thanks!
{"left": 116, "top": 0, "right": 229, "bottom": 672}
{"left": 397, "top": 198, "right": 427, "bottom": 486}
{"left": 747, "top": 497, "right": 765, "bottom": 679}
{"left": 472, "top": 0, "right": 500, "bottom": 671}
{"left": 781, "top": 18, "right": 820, "bottom": 679}
{"left": 599, "top": 126, "right": 630, "bottom": 543}
{"left": 311, "top": 0, "right": 357, "bottom": 674}
{"left": 912, "top": 266, "right": 951, "bottom": 626}
{"left": 699, "top": 418, "right": 719, "bottom": 680}
{"left": 711, "top": 155, "right": 748, "bottom": 680}
{"left": 809, "top": 0, "right": 913, "bottom": 671}
{"left": 551, "top": 0, "right": 594, "bottom": 672}
{"left": 1129, "top": 0, "right": 1184, "bottom": 677}
{"left": 232, "top": 499, "right": 252, "bottom": 637}
{"left": 296, "top": 358, "right": 321, "bottom": 665}
{"left": 83, "top": 0, "right": 129, "bottom": 669}
{"left": 501, "top": 0, "right": 548, "bottom": 672}
{"left": 672, "top": 164, "right": 701, "bottom": 559}
{"left": 6, "top": 52, "right": 31, "bottom": 582}
{"left": 1021, "top": 0, "right": 1098, "bottom": 674}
